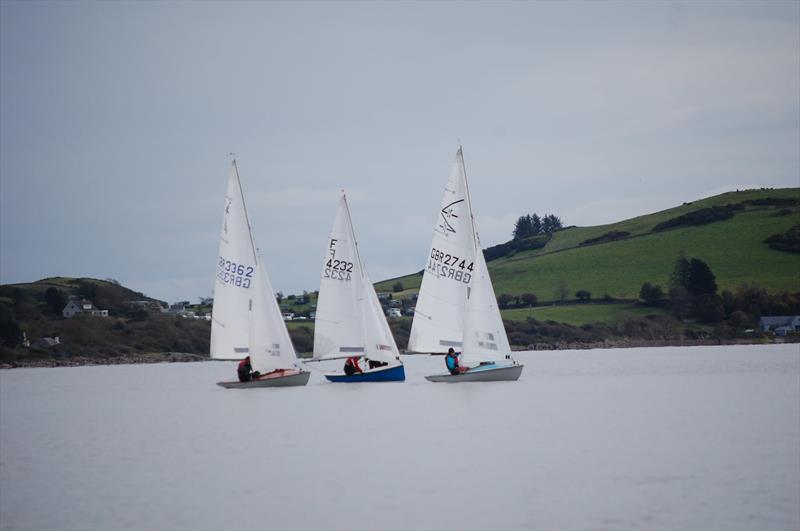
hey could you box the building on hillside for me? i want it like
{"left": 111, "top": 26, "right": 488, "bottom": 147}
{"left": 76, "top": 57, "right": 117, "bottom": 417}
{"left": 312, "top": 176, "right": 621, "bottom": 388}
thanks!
{"left": 759, "top": 315, "right": 800, "bottom": 336}
{"left": 165, "top": 303, "right": 187, "bottom": 315}
{"left": 33, "top": 336, "right": 60, "bottom": 348}
{"left": 377, "top": 292, "right": 391, "bottom": 300}
{"left": 386, "top": 308, "right": 402, "bottom": 318}
{"left": 282, "top": 312, "right": 295, "bottom": 321}
{"left": 63, "top": 299, "right": 108, "bottom": 318}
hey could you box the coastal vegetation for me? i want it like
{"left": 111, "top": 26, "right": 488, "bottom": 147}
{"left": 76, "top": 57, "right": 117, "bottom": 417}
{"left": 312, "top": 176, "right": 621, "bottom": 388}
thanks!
{"left": 2, "top": 188, "right": 798, "bottom": 365}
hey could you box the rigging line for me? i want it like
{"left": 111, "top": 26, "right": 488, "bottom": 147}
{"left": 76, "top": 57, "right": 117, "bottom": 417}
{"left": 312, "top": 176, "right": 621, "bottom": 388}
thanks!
{"left": 232, "top": 159, "right": 259, "bottom": 264}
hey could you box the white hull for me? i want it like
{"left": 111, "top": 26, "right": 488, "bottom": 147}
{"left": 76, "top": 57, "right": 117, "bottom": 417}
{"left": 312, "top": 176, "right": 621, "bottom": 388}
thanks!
{"left": 426, "top": 364, "right": 523, "bottom": 383}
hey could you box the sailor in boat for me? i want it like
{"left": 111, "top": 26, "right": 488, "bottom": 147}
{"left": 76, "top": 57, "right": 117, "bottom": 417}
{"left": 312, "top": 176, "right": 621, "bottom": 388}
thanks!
{"left": 367, "top": 359, "right": 388, "bottom": 370}
{"left": 237, "top": 356, "right": 260, "bottom": 382}
{"left": 343, "top": 356, "right": 364, "bottom": 376}
{"left": 445, "top": 348, "right": 469, "bottom": 375}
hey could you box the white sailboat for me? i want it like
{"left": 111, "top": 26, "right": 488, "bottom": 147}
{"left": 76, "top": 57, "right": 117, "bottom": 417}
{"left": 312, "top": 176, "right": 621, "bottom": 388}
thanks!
{"left": 308, "top": 193, "right": 405, "bottom": 382}
{"left": 212, "top": 160, "right": 310, "bottom": 388}
{"left": 410, "top": 148, "right": 523, "bottom": 382}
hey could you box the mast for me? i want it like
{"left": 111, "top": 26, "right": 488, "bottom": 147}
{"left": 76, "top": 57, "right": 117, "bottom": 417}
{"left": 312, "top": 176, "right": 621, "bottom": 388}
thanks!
{"left": 459, "top": 146, "right": 480, "bottom": 254}
{"left": 341, "top": 192, "right": 371, "bottom": 359}
{"left": 232, "top": 159, "right": 259, "bottom": 264}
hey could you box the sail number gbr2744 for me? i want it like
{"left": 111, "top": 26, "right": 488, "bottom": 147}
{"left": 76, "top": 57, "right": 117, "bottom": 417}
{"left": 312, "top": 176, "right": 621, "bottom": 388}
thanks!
{"left": 427, "top": 247, "right": 473, "bottom": 284}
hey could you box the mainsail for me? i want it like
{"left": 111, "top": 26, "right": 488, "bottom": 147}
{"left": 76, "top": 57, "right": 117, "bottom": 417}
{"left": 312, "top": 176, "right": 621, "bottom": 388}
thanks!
{"left": 210, "top": 160, "right": 301, "bottom": 372}
{"left": 408, "top": 148, "right": 476, "bottom": 353}
{"left": 210, "top": 161, "right": 256, "bottom": 360}
{"left": 312, "top": 194, "right": 399, "bottom": 364}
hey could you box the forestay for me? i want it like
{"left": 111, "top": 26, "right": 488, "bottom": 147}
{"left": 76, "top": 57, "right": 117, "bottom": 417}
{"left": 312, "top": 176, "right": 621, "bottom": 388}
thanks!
{"left": 312, "top": 195, "right": 399, "bottom": 364}
{"left": 408, "top": 148, "right": 476, "bottom": 353}
{"left": 210, "top": 161, "right": 256, "bottom": 360}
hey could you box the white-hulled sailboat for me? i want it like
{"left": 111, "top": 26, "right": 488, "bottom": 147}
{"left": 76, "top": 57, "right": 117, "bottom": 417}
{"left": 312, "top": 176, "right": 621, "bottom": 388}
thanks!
{"left": 409, "top": 148, "right": 523, "bottom": 382}
{"left": 306, "top": 193, "right": 405, "bottom": 382}
{"left": 212, "top": 160, "right": 310, "bottom": 388}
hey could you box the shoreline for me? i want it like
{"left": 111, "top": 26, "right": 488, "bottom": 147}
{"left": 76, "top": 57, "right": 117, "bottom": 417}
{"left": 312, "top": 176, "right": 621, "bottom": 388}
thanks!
{"left": 1, "top": 337, "right": 796, "bottom": 369}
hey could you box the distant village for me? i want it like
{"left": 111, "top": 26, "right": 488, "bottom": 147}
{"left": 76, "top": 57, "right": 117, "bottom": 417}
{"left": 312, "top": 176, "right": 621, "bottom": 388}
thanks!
{"left": 59, "top": 293, "right": 800, "bottom": 338}
{"left": 60, "top": 290, "right": 418, "bottom": 323}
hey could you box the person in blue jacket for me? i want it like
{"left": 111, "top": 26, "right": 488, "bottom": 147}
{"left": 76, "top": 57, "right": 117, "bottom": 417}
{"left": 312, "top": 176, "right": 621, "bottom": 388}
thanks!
{"left": 445, "top": 348, "right": 468, "bottom": 375}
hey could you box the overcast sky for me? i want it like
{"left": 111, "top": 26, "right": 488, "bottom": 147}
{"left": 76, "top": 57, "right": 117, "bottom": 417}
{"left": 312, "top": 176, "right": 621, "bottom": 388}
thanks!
{"left": 1, "top": 1, "right": 798, "bottom": 303}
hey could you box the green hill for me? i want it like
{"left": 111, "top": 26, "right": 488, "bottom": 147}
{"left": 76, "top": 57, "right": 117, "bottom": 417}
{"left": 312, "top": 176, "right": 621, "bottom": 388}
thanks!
{"left": 375, "top": 188, "right": 800, "bottom": 307}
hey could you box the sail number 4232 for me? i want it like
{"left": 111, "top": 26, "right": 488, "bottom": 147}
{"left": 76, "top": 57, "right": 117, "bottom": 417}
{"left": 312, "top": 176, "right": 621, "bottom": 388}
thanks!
{"left": 428, "top": 248, "right": 473, "bottom": 284}
{"left": 323, "top": 258, "right": 354, "bottom": 281}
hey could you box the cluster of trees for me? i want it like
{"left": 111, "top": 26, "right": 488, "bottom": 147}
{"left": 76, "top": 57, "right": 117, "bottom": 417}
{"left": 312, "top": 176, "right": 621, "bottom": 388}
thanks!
{"left": 496, "top": 293, "right": 539, "bottom": 309}
{"left": 638, "top": 255, "right": 800, "bottom": 326}
{"left": 512, "top": 213, "right": 563, "bottom": 240}
{"left": 652, "top": 204, "right": 744, "bottom": 232}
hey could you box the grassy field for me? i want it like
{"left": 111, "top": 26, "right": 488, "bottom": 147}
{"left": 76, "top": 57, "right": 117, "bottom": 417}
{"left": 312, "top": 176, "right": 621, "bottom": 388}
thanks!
{"left": 374, "top": 188, "right": 800, "bottom": 302}
{"left": 491, "top": 207, "right": 799, "bottom": 300}
{"left": 501, "top": 302, "right": 669, "bottom": 326}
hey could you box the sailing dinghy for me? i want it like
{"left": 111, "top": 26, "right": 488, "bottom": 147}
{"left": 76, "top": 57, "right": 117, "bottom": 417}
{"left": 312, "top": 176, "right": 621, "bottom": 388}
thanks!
{"left": 212, "top": 160, "right": 310, "bottom": 388}
{"left": 306, "top": 193, "right": 405, "bottom": 382}
{"left": 410, "top": 148, "right": 523, "bottom": 382}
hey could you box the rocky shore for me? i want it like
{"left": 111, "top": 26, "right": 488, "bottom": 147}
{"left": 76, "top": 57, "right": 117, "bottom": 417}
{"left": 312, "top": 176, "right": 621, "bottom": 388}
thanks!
{"left": 515, "top": 336, "right": 799, "bottom": 351}
{"left": 2, "top": 337, "right": 797, "bottom": 369}
{"left": 0, "top": 352, "right": 208, "bottom": 369}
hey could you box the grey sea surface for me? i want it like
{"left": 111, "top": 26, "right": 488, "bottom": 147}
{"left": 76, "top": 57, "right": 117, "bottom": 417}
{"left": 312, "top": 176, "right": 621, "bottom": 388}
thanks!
{"left": 1, "top": 344, "right": 798, "bottom": 531}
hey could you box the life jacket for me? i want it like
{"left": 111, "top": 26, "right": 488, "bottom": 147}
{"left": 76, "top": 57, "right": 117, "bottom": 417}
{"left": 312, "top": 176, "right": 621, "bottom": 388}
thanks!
{"left": 237, "top": 358, "right": 252, "bottom": 382}
{"left": 445, "top": 352, "right": 459, "bottom": 373}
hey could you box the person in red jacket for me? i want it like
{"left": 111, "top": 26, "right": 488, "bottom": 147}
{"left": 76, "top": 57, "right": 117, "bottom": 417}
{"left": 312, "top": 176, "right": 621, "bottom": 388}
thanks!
{"left": 237, "top": 356, "right": 253, "bottom": 382}
{"left": 343, "top": 356, "right": 363, "bottom": 376}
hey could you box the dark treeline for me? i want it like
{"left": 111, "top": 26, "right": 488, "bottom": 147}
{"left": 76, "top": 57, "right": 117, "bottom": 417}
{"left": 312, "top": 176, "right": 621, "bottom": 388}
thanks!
{"left": 639, "top": 255, "right": 800, "bottom": 326}
{"left": 513, "top": 213, "right": 563, "bottom": 240}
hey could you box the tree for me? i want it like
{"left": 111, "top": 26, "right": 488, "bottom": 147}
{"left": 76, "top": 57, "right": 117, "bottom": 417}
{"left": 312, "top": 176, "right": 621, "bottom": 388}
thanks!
{"left": 687, "top": 258, "right": 717, "bottom": 296}
{"left": 542, "top": 214, "right": 563, "bottom": 233}
{"left": 497, "top": 293, "right": 515, "bottom": 309}
{"left": 693, "top": 293, "right": 725, "bottom": 323}
{"left": 669, "top": 285, "right": 691, "bottom": 318}
{"left": 530, "top": 214, "right": 542, "bottom": 235}
{"left": 513, "top": 215, "right": 533, "bottom": 239}
{"left": 520, "top": 293, "right": 538, "bottom": 307}
{"left": 43, "top": 287, "right": 67, "bottom": 315}
{"left": 77, "top": 281, "right": 97, "bottom": 301}
{"left": 0, "top": 319, "right": 23, "bottom": 348}
{"left": 392, "top": 282, "right": 404, "bottom": 292}
{"left": 575, "top": 290, "right": 591, "bottom": 301}
{"left": 639, "top": 282, "right": 664, "bottom": 305}
{"left": 670, "top": 254, "right": 691, "bottom": 290}
{"left": 275, "top": 291, "right": 283, "bottom": 303}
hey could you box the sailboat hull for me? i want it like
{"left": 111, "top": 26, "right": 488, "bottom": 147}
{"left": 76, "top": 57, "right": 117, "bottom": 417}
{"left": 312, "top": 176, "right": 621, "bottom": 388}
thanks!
{"left": 217, "top": 370, "right": 311, "bottom": 388}
{"left": 425, "top": 363, "right": 523, "bottom": 383}
{"left": 325, "top": 363, "right": 405, "bottom": 383}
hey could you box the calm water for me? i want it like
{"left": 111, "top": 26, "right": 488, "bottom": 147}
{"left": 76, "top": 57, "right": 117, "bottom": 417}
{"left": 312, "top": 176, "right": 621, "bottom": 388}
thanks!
{"left": 1, "top": 344, "right": 798, "bottom": 531}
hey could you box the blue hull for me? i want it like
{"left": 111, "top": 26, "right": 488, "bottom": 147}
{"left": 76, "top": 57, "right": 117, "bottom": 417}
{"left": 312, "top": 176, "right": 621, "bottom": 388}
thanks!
{"left": 325, "top": 364, "right": 405, "bottom": 382}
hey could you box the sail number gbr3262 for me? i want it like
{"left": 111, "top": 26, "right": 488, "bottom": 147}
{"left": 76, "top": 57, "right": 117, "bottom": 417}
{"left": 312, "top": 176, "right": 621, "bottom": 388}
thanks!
{"left": 427, "top": 247, "right": 473, "bottom": 284}
{"left": 216, "top": 255, "right": 253, "bottom": 288}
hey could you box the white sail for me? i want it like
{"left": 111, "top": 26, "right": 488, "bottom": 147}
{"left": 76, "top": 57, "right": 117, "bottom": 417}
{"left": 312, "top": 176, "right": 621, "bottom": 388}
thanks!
{"left": 210, "top": 161, "right": 257, "bottom": 360}
{"left": 211, "top": 160, "right": 301, "bottom": 373}
{"left": 313, "top": 194, "right": 399, "bottom": 364}
{"left": 461, "top": 233, "right": 512, "bottom": 366}
{"left": 248, "top": 258, "right": 301, "bottom": 374}
{"left": 408, "top": 148, "right": 476, "bottom": 353}
{"left": 361, "top": 266, "right": 401, "bottom": 364}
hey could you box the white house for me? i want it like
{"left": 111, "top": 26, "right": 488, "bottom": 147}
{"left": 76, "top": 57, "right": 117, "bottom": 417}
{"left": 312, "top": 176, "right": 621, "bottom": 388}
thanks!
{"left": 282, "top": 312, "right": 295, "bottom": 321}
{"left": 386, "top": 308, "right": 402, "bottom": 318}
{"left": 62, "top": 299, "right": 108, "bottom": 318}
{"left": 759, "top": 315, "right": 800, "bottom": 336}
